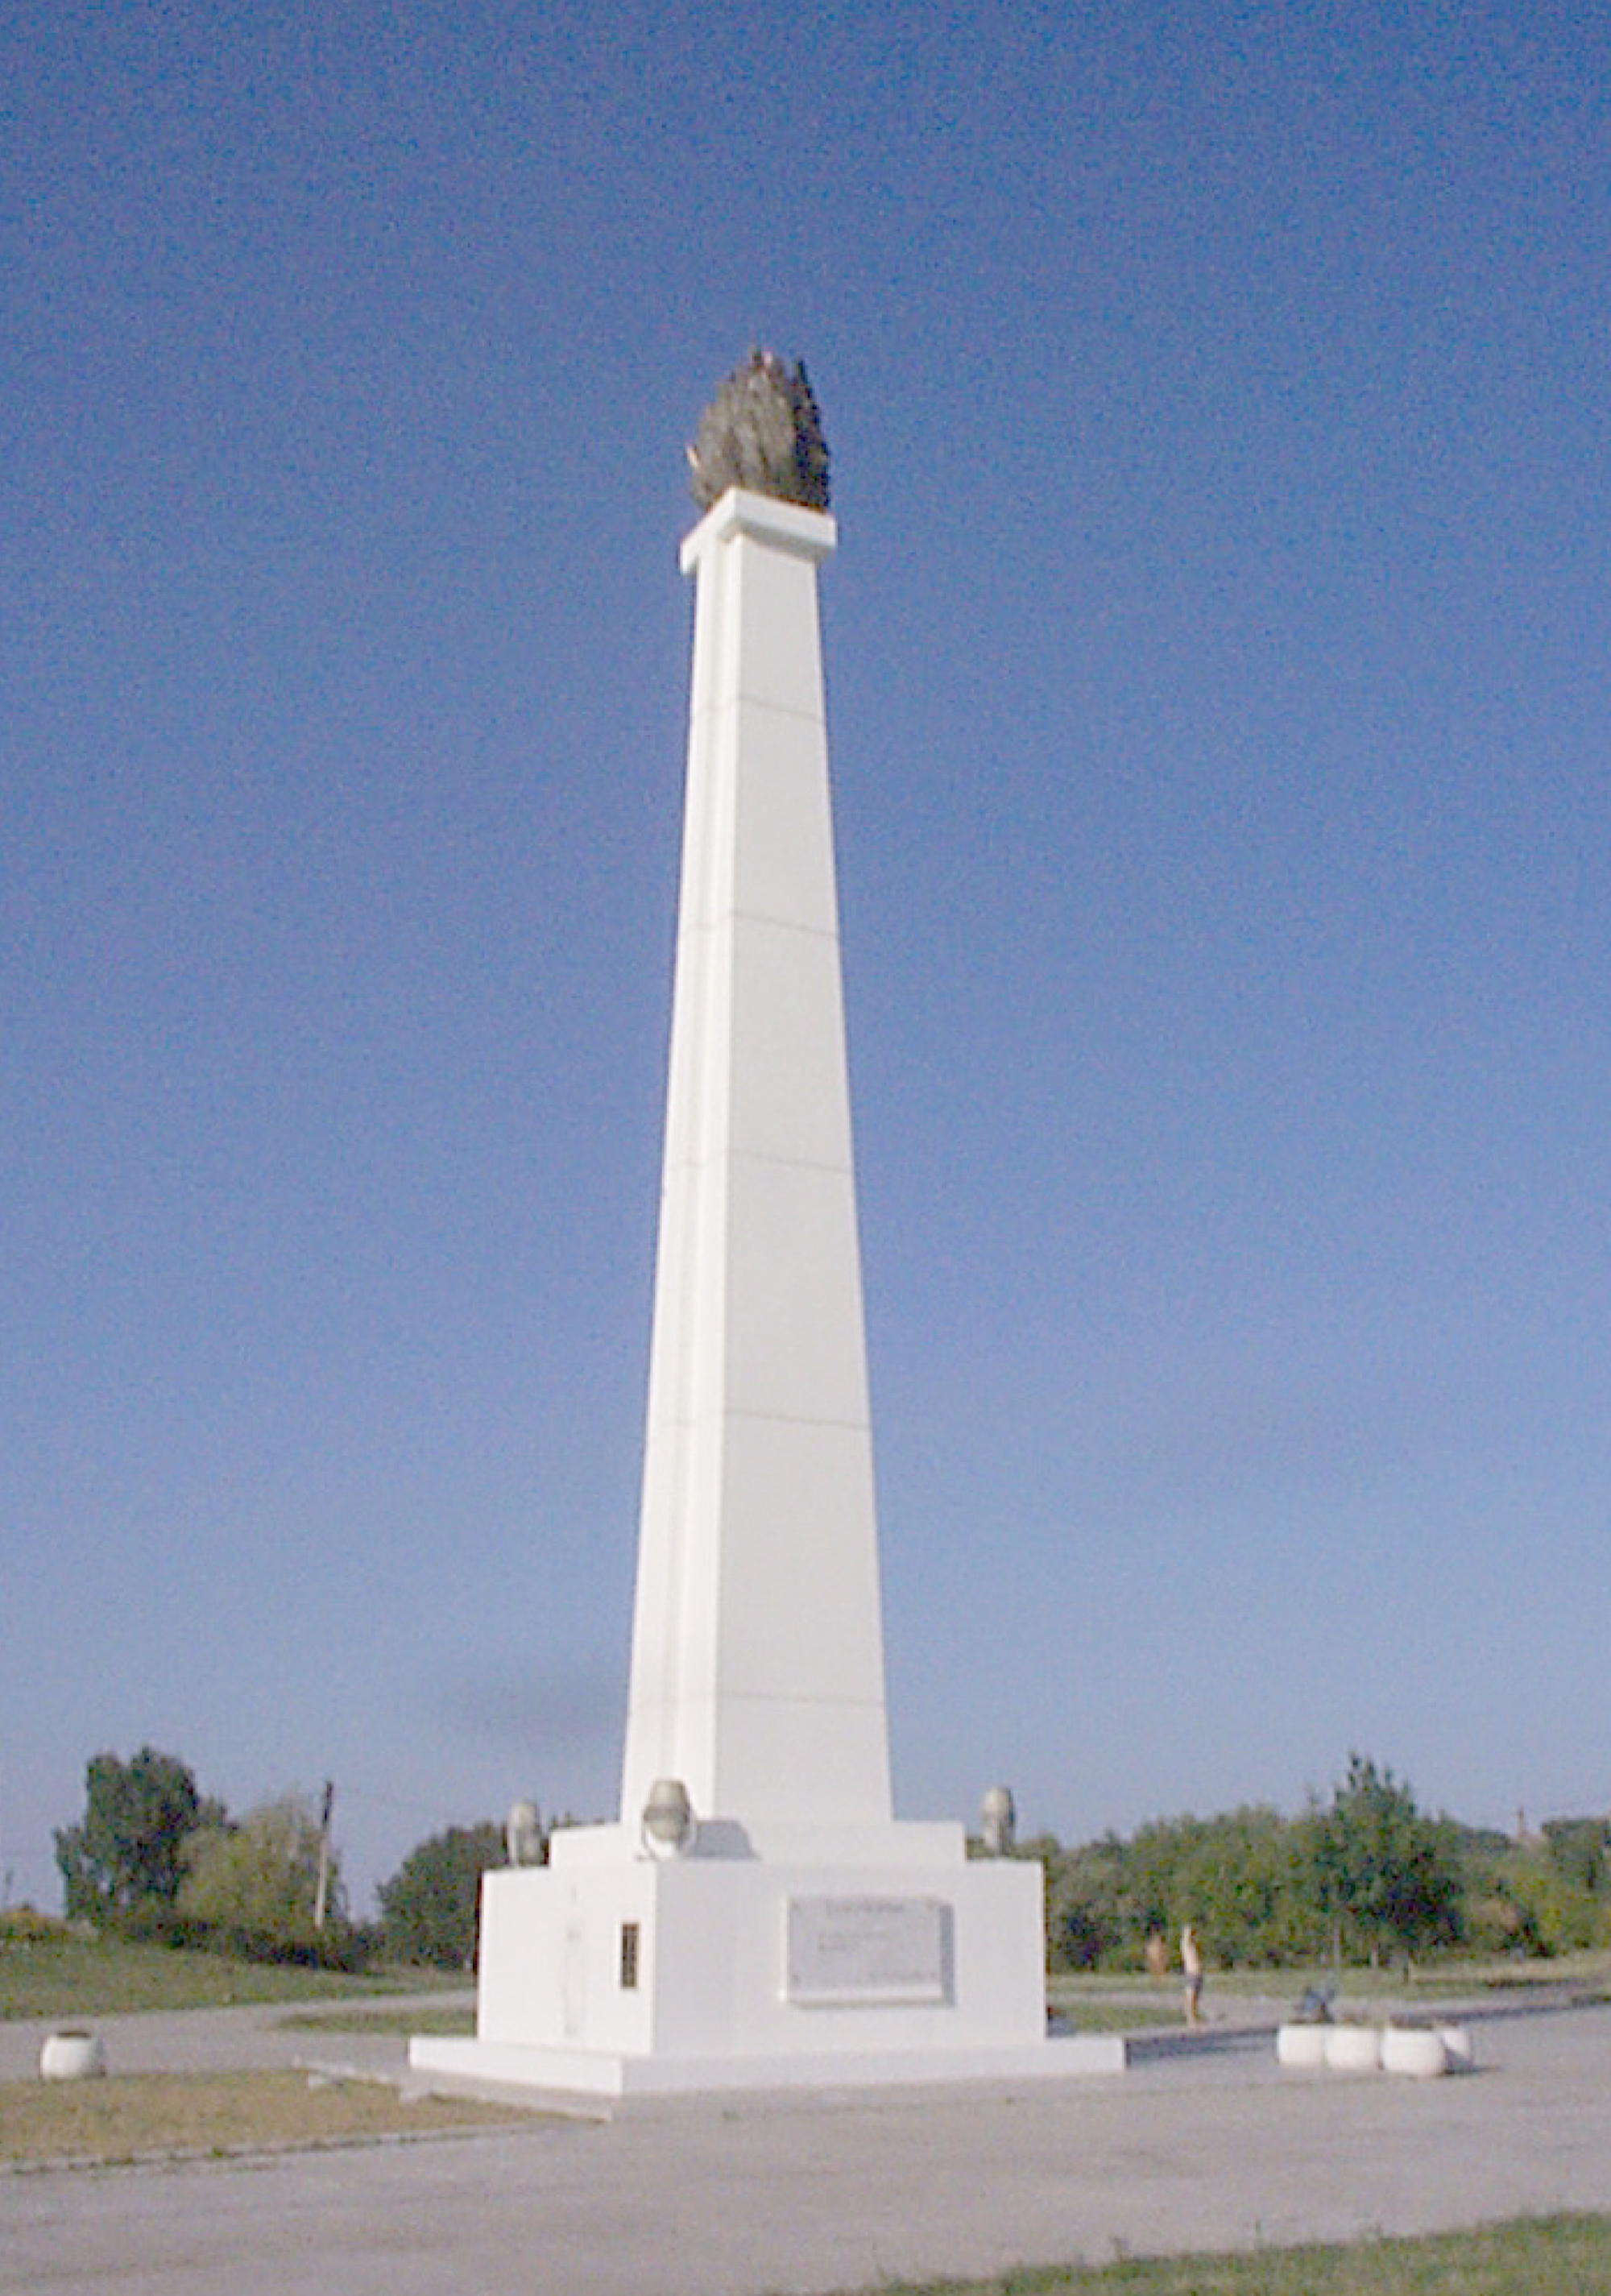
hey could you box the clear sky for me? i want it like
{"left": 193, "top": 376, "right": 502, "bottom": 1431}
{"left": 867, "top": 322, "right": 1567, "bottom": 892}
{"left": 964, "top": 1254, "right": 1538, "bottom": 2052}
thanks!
{"left": 5, "top": 1, "right": 1608, "bottom": 1915}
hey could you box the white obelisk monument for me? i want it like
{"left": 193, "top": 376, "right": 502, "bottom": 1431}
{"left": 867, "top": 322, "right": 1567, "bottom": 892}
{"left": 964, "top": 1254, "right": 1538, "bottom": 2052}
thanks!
{"left": 412, "top": 358, "right": 1120, "bottom": 2095}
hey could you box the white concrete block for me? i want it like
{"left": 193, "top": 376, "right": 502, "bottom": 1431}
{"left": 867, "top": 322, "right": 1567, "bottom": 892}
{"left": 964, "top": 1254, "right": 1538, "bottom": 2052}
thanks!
{"left": 677, "top": 487, "right": 838, "bottom": 576}
{"left": 409, "top": 1850, "right": 1099, "bottom": 2096}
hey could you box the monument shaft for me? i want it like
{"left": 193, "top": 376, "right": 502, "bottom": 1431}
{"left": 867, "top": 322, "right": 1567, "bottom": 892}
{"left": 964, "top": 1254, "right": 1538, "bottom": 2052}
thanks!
{"left": 410, "top": 402, "right": 1090, "bottom": 2095}
{"left": 622, "top": 487, "right": 892, "bottom": 1833}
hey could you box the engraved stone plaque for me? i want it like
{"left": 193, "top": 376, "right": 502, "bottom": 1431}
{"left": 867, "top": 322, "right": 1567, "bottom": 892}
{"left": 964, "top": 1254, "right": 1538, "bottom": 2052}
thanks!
{"left": 785, "top": 1896, "right": 950, "bottom": 2005}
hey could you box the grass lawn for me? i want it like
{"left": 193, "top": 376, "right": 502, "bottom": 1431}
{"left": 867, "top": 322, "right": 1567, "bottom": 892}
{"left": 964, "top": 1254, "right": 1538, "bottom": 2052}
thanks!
{"left": 0, "top": 2069, "right": 530, "bottom": 2165}
{"left": 1050, "top": 1998, "right": 1182, "bottom": 2035}
{"left": 860, "top": 2214, "right": 1611, "bottom": 2294}
{"left": 0, "top": 1933, "right": 460, "bottom": 2021}
{"left": 274, "top": 2003, "right": 475, "bottom": 2037}
{"left": 13, "top": 1930, "right": 1605, "bottom": 2032}
{"left": 1050, "top": 1950, "right": 1611, "bottom": 2017}
{"left": 1193, "top": 1952, "right": 1611, "bottom": 2000}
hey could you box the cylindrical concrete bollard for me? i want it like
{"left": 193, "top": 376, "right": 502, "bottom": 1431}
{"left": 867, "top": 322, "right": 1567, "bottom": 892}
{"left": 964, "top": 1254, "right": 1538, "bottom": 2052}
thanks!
{"left": 39, "top": 2030, "right": 106, "bottom": 2081}
{"left": 1323, "top": 2023, "right": 1382, "bottom": 2073}
{"left": 1275, "top": 2021, "right": 1330, "bottom": 2068}
{"left": 1381, "top": 2025, "right": 1448, "bottom": 2078}
{"left": 1436, "top": 2022, "right": 1475, "bottom": 2071}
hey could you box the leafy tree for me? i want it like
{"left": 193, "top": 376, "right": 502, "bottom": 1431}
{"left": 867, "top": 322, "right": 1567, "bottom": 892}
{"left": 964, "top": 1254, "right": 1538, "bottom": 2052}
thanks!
{"left": 1443, "top": 1823, "right": 1534, "bottom": 1956}
{"left": 1118, "top": 1817, "right": 1191, "bottom": 1946}
{"left": 1313, "top": 1754, "right": 1463, "bottom": 1964}
{"left": 1046, "top": 1834, "right": 1128, "bottom": 1971}
{"left": 54, "top": 1747, "right": 223, "bottom": 1924}
{"left": 1542, "top": 1818, "right": 1611, "bottom": 1900}
{"left": 176, "top": 1794, "right": 339, "bottom": 1957}
{"left": 1501, "top": 1845, "right": 1607, "bottom": 1956}
{"left": 378, "top": 1821, "right": 507, "bottom": 1970}
{"left": 1044, "top": 1806, "right": 1331, "bottom": 1971}
{"left": 1174, "top": 1805, "right": 1329, "bottom": 1967}
{"left": 1011, "top": 1770, "right": 1611, "bottom": 1974}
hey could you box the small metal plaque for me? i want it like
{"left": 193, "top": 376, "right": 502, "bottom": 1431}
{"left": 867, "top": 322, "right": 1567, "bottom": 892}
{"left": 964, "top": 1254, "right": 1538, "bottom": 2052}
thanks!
{"left": 785, "top": 1895, "right": 948, "bottom": 2005}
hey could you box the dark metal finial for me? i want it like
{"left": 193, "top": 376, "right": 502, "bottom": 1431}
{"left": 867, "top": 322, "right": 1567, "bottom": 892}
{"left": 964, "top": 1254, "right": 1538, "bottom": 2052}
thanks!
{"left": 687, "top": 348, "right": 830, "bottom": 513}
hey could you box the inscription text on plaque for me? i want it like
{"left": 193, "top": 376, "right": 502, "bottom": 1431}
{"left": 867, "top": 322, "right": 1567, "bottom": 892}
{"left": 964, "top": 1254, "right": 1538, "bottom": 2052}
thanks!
{"left": 785, "top": 1896, "right": 951, "bottom": 2006}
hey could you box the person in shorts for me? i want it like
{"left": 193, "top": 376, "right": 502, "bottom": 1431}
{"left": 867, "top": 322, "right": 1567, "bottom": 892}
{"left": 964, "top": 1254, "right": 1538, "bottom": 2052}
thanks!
{"left": 1181, "top": 1922, "right": 1204, "bottom": 2025}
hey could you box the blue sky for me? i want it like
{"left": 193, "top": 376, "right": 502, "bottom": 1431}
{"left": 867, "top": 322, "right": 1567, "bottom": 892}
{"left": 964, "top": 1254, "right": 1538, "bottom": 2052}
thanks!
{"left": 5, "top": 0, "right": 1608, "bottom": 1914}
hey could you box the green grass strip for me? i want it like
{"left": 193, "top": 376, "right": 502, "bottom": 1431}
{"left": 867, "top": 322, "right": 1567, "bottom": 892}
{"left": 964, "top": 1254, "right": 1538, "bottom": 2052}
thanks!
{"left": 863, "top": 2213, "right": 1611, "bottom": 2294}
{"left": 0, "top": 1936, "right": 458, "bottom": 2020}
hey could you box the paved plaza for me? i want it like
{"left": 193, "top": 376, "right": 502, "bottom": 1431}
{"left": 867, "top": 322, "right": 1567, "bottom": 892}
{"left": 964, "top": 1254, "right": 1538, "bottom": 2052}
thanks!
{"left": 6, "top": 1996, "right": 1611, "bottom": 2293}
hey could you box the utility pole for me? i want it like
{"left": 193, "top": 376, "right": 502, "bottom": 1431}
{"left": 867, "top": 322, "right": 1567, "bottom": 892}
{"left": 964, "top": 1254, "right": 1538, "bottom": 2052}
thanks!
{"left": 313, "top": 1780, "right": 334, "bottom": 1931}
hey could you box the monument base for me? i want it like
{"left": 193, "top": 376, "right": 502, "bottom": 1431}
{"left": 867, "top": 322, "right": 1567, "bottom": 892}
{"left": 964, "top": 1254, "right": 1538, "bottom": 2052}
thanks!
{"left": 408, "top": 1824, "right": 1127, "bottom": 2099}
{"left": 409, "top": 2030, "right": 1126, "bottom": 2099}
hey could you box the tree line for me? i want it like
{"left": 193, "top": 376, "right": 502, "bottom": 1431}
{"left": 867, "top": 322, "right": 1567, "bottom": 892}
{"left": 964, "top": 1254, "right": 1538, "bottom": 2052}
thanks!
{"left": 50, "top": 1746, "right": 1611, "bottom": 1975}
{"left": 1030, "top": 1755, "right": 1611, "bottom": 1972}
{"left": 50, "top": 1746, "right": 508, "bottom": 1971}
{"left": 52, "top": 1748, "right": 360, "bottom": 1967}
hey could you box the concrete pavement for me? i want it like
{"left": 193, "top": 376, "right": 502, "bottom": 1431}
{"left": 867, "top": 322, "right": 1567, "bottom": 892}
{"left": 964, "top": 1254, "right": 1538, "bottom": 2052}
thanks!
{"left": 6, "top": 1999, "right": 1611, "bottom": 2294}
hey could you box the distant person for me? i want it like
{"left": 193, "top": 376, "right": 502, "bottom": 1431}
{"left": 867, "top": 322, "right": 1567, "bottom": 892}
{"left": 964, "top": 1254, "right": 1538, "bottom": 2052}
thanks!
{"left": 1181, "top": 1923, "right": 1204, "bottom": 2025}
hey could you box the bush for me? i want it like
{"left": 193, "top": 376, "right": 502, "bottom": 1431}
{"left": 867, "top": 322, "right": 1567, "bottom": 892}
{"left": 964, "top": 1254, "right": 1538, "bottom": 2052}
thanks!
{"left": 1041, "top": 1760, "right": 1489, "bottom": 1973}
{"left": 1501, "top": 1851, "right": 1608, "bottom": 1958}
{"left": 0, "top": 1905, "right": 71, "bottom": 1942}
{"left": 176, "top": 1795, "right": 343, "bottom": 1962}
